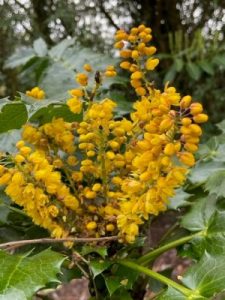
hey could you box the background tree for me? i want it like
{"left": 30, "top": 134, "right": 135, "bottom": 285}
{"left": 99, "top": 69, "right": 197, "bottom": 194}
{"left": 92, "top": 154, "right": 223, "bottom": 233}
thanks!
{"left": 0, "top": 0, "right": 224, "bottom": 122}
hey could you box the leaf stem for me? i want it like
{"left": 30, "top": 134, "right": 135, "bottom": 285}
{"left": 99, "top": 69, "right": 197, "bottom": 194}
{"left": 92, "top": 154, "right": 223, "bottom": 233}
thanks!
{"left": 138, "top": 233, "right": 199, "bottom": 265}
{"left": 119, "top": 260, "right": 192, "bottom": 297}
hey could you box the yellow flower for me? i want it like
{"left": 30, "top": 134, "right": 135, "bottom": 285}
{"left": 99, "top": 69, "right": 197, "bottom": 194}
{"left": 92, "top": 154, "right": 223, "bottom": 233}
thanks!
{"left": 0, "top": 172, "right": 12, "bottom": 185}
{"left": 48, "top": 205, "right": 59, "bottom": 217}
{"left": 76, "top": 73, "right": 88, "bottom": 86}
{"left": 86, "top": 221, "right": 97, "bottom": 230}
{"left": 67, "top": 97, "right": 82, "bottom": 114}
{"left": 0, "top": 24, "right": 208, "bottom": 245}
{"left": 145, "top": 58, "right": 159, "bottom": 70}
{"left": 26, "top": 87, "right": 45, "bottom": 100}
{"left": 106, "top": 224, "right": 115, "bottom": 231}
{"left": 83, "top": 64, "right": 92, "bottom": 72}
{"left": 69, "top": 89, "right": 84, "bottom": 97}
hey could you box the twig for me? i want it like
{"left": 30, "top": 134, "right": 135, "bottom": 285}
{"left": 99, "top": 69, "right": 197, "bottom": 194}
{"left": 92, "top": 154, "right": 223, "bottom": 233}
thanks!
{"left": 98, "top": 0, "right": 120, "bottom": 30}
{"left": 0, "top": 236, "right": 118, "bottom": 250}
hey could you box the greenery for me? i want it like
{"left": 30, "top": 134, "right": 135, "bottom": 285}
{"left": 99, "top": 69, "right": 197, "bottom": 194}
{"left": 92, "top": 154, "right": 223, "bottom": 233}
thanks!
{"left": 0, "top": 1, "right": 225, "bottom": 299}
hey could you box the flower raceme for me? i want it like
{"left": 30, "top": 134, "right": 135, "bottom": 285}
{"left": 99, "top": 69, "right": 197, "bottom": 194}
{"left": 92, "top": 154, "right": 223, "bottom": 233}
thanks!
{"left": 0, "top": 25, "right": 208, "bottom": 244}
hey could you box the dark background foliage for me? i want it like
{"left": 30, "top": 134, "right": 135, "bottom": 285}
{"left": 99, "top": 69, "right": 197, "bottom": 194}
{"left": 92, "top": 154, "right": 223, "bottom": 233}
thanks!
{"left": 0, "top": 0, "right": 225, "bottom": 123}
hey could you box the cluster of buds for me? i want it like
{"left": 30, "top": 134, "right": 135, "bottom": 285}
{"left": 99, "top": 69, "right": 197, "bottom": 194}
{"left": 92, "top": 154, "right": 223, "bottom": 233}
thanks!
{"left": 26, "top": 86, "right": 45, "bottom": 100}
{"left": 0, "top": 25, "right": 208, "bottom": 244}
{"left": 115, "top": 25, "right": 159, "bottom": 96}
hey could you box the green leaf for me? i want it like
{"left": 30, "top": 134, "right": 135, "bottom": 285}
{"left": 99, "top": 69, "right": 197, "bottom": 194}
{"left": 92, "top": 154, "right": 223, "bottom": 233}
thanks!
{"left": 0, "top": 129, "right": 21, "bottom": 152}
{"left": 186, "top": 62, "right": 201, "bottom": 80}
{"left": 168, "top": 189, "right": 192, "bottom": 209}
{"left": 33, "top": 38, "right": 48, "bottom": 57}
{"left": 41, "top": 62, "right": 75, "bottom": 99}
{"left": 105, "top": 90, "right": 133, "bottom": 116}
{"left": 0, "top": 288, "right": 27, "bottom": 300}
{"left": 89, "top": 260, "right": 112, "bottom": 278}
{"left": 0, "top": 249, "right": 65, "bottom": 299}
{"left": 202, "top": 211, "right": 225, "bottom": 255}
{"left": 62, "top": 46, "right": 119, "bottom": 72}
{"left": 0, "top": 102, "right": 28, "bottom": 133}
{"left": 158, "top": 286, "right": 186, "bottom": 299}
{"left": 180, "top": 195, "right": 225, "bottom": 257}
{"left": 110, "top": 288, "right": 133, "bottom": 300}
{"left": 174, "top": 58, "right": 184, "bottom": 72}
{"left": 104, "top": 275, "right": 122, "bottom": 296}
{"left": 0, "top": 189, "right": 11, "bottom": 225}
{"left": 188, "top": 161, "right": 225, "bottom": 186}
{"left": 199, "top": 60, "right": 214, "bottom": 75}
{"left": 204, "top": 170, "right": 225, "bottom": 198}
{"left": 213, "top": 55, "right": 225, "bottom": 68}
{"left": 81, "top": 245, "right": 107, "bottom": 258}
{"left": 196, "top": 136, "right": 225, "bottom": 162}
{"left": 49, "top": 38, "right": 75, "bottom": 60}
{"left": 182, "top": 252, "right": 225, "bottom": 298}
{"left": 112, "top": 265, "right": 138, "bottom": 290}
{"left": 160, "top": 252, "right": 225, "bottom": 299}
{"left": 181, "top": 195, "right": 217, "bottom": 232}
{"left": 217, "top": 120, "right": 225, "bottom": 133}
{"left": 163, "top": 64, "right": 177, "bottom": 83}
{"left": 29, "top": 103, "right": 82, "bottom": 125}
{"left": 4, "top": 47, "right": 35, "bottom": 69}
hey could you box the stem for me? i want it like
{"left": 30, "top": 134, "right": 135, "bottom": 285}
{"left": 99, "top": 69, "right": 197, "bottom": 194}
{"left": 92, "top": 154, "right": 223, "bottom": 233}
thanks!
{"left": 138, "top": 233, "right": 199, "bottom": 265}
{"left": 99, "top": 131, "right": 108, "bottom": 201}
{"left": 119, "top": 260, "right": 192, "bottom": 297}
{"left": 0, "top": 236, "right": 118, "bottom": 250}
{"left": 63, "top": 167, "right": 79, "bottom": 197}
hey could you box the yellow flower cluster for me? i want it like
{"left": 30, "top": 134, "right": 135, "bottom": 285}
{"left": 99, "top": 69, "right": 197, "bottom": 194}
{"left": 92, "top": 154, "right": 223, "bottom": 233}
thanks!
{"left": 0, "top": 25, "right": 208, "bottom": 244}
{"left": 26, "top": 86, "right": 45, "bottom": 100}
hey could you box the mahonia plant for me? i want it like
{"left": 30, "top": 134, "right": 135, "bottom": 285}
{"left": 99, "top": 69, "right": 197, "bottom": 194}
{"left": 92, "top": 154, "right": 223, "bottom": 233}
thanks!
{"left": 0, "top": 25, "right": 208, "bottom": 244}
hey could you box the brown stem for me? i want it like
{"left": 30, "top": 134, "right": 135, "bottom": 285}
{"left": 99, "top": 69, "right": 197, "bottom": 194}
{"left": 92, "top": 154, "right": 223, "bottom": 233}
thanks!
{"left": 0, "top": 236, "right": 118, "bottom": 250}
{"left": 98, "top": 0, "right": 120, "bottom": 30}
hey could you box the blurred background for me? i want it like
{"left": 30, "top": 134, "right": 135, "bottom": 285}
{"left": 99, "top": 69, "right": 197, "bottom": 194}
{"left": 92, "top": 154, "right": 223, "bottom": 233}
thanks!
{"left": 0, "top": 0, "right": 224, "bottom": 124}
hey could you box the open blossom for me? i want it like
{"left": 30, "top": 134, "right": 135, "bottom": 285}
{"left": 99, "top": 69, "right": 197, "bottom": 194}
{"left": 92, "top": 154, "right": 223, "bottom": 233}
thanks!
{"left": 0, "top": 25, "right": 208, "bottom": 244}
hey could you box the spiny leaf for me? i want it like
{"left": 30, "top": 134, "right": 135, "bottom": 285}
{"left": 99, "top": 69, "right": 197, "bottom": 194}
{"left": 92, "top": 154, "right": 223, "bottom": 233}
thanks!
{"left": 81, "top": 245, "right": 107, "bottom": 258}
{"left": 0, "top": 249, "right": 65, "bottom": 300}
{"left": 0, "top": 102, "right": 28, "bottom": 133}
{"left": 199, "top": 211, "right": 225, "bottom": 255}
{"left": 0, "top": 129, "right": 21, "bottom": 152}
{"left": 188, "top": 161, "right": 225, "bottom": 186}
{"left": 104, "top": 275, "right": 122, "bottom": 296}
{"left": 217, "top": 120, "right": 225, "bottom": 133}
{"left": 181, "top": 195, "right": 217, "bottom": 232}
{"left": 182, "top": 252, "right": 225, "bottom": 298}
{"left": 29, "top": 103, "right": 82, "bottom": 124}
{"left": 33, "top": 38, "right": 48, "bottom": 57}
{"left": 112, "top": 265, "right": 138, "bottom": 290}
{"left": 49, "top": 38, "right": 76, "bottom": 60}
{"left": 204, "top": 170, "right": 225, "bottom": 198}
{"left": 181, "top": 195, "right": 225, "bottom": 257}
{"left": 168, "top": 188, "right": 192, "bottom": 209}
{"left": 89, "top": 260, "right": 112, "bottom": 278}
{"left": 40, "top": 62, "right": 75, "bottom": 99}
{"left": 159, "top": 252, "right": 225, "bottom": 299}
{"left": 4, "top": 47, "right": 35, "bottom": 69}
{"left": 110, "top": 288, "right": 133, "bottom": 300}
{"left": 158, "top": 286, "right": 186, "bottom": 299}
